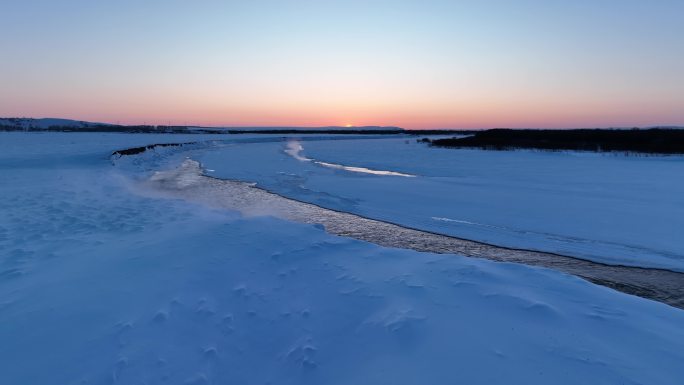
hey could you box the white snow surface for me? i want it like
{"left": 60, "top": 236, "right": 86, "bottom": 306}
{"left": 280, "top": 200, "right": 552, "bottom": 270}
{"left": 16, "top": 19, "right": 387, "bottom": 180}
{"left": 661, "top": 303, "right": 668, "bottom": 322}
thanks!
{"left": 1, "top": 132, "right": 684, "bottom": 384}
{"left": 198, "top": 137, "right": 684, "bottom": 271}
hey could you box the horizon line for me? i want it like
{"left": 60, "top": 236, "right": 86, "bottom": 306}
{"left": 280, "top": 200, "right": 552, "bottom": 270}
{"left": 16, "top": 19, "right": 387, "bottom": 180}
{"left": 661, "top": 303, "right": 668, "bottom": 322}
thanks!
{"left": 1, "top": 116, "right": 683, "bottom": 131}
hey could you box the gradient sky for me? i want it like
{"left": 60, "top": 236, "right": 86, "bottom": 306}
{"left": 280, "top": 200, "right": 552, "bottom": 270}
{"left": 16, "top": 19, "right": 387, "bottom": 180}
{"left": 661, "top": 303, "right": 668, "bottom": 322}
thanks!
{"left": 1, "top": 0, "right": 683, "bottom": 129}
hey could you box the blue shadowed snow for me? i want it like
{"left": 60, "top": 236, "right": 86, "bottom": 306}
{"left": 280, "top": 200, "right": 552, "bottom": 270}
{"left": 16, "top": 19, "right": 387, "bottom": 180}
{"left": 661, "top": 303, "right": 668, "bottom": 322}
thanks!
{"left": 197, "top": 136, "right": 684, "bottom": 271}
{"left": 1, "top": 132, "right": 684, "bottom": 384}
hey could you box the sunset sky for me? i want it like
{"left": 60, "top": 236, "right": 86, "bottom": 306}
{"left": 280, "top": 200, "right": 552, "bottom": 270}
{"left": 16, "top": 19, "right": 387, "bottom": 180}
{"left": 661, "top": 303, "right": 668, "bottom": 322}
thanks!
{"left": 1, "top": 0, "right": 683, "bottom": 129}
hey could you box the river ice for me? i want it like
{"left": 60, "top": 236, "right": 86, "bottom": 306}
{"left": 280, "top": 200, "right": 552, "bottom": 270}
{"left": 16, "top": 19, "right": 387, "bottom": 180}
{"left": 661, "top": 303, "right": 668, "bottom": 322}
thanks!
{"left": 198, "top": 136, "right": 684, "bottom": 271}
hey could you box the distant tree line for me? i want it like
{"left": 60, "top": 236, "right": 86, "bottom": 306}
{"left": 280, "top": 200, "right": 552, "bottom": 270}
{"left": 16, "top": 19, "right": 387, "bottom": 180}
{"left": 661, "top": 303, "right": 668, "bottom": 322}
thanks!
{"left": 423, "top": 128, "right": 684, "bottom": 154}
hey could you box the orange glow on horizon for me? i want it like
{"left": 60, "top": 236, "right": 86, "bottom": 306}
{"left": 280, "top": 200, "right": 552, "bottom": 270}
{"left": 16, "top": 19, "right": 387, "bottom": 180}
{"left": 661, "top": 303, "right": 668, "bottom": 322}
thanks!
{"left": 3, "top": 85, "right": 683, "bottom": 130}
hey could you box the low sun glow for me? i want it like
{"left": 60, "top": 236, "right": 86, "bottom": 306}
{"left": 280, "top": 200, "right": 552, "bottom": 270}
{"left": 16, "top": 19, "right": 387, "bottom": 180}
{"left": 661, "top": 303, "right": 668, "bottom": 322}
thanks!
{"left": 345, "top": 123, "right": 353, "bottom": 128}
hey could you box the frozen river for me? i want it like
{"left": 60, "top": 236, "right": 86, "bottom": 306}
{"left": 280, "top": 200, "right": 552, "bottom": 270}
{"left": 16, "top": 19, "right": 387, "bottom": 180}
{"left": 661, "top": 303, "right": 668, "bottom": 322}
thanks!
{"left": 193, "top": 136, "right": 684, "bottom": 272}
{"left": 144, "top": 158, "right": 684, "bottom": 309}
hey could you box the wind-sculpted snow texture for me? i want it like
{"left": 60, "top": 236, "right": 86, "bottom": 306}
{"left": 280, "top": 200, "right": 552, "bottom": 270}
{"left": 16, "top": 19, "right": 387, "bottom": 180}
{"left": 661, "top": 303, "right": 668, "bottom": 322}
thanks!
{"left": 1, "top": 132, "right": 684, "bottom": 385}
{"left": 198, "top": 137, "right": 684, "bottom": 271}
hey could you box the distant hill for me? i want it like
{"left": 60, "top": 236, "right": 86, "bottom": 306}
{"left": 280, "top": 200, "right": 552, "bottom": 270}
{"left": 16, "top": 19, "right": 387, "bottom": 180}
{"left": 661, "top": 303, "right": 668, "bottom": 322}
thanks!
{"left": 0, "top": 118, "right": 116, "bottom": 130}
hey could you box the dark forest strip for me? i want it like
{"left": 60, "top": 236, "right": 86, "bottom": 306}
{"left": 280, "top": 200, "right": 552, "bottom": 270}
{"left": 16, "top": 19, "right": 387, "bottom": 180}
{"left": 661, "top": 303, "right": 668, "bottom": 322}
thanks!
{"left": 427, "top": 128, "right": 684, "bottom": 154}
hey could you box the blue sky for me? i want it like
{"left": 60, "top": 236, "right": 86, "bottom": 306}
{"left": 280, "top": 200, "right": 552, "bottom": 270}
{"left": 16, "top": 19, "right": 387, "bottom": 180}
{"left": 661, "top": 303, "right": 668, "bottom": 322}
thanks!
{"left": 1, "top": 0, "right": 682, "bottom": 128}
